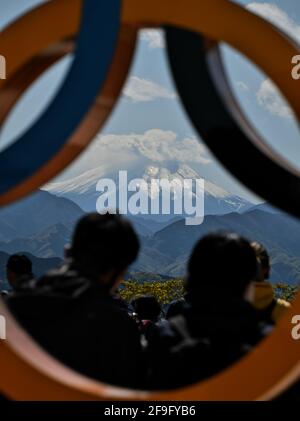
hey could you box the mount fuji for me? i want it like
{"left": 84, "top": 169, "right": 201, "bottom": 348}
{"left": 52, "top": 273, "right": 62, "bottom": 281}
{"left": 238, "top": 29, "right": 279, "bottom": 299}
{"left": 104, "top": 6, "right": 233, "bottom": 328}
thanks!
{"left": 45, "top": 163, "right": 253, "bottom": 222}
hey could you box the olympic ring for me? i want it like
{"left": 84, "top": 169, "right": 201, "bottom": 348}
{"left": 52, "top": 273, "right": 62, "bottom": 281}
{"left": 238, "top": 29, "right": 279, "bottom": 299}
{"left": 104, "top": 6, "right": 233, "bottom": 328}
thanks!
{"left": 165, "top": 26, "right": 300, "bottom": 218}
{"left": 0, "top": 0, "right": 299, "bottom": 401}
{"left": 0, "top": 27, "right": 137, "bottom": 204}
{"left": 0, "top": 40, "right": 75, "bottom": 126}
{"left": 0, "top": 0, "right": 121, "bottom": 196}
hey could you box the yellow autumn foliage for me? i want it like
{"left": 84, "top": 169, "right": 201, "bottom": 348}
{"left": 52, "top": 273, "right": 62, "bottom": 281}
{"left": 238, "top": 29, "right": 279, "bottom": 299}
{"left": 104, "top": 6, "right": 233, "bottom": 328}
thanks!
{"left": 119, "top": 279, "right": 185, "bottom": 305}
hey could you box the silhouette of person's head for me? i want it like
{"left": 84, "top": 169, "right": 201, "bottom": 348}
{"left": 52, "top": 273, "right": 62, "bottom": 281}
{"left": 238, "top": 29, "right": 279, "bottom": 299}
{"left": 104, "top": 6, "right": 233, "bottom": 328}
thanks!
{"left": 186, "top": 232, "right": 258, "bottom": 299}
{"left": 6, "top": 254, "right": 33, "bottom": 290}
{"left": 251, "top": 242, "right": 270, "bottom": 281}
{"left": 131, "top": 295, "right": 161, "bottom": 322}
{"left": 70, "top": 213, "right": 140, "bottom": 291}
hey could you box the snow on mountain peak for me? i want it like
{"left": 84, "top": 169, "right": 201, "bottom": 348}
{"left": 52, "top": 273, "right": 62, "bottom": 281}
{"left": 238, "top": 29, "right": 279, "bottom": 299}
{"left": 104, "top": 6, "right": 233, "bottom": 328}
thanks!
{"left": 44, "top": 163, "right": 251, "bottom": 213}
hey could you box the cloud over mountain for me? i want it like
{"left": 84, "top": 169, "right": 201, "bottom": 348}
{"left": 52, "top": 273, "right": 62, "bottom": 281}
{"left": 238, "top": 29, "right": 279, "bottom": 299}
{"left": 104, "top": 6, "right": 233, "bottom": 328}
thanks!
{"left": 64, "top": 129, "right": 211, "bottom": 176}
{"left": 97, "top": 130, "right": 210, "bottom": 163}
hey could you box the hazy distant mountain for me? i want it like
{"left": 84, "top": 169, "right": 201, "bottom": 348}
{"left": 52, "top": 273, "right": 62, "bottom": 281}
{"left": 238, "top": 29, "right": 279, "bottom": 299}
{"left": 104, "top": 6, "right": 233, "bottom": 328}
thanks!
{"left": 0, "top": 190, "right": 84, "bottom": 242}
{"left": 1, "top": 184, "right": 299, "bottom": 286}
{"left": 0, "top": 187, "right": 177, "bottom": 256}
{"left": 45, "top": 163, "right": 252, "bottom": 218}
{"left": 1, "top": 208, "right": 300, "bottom": 285}
{"left": 125, "top": 272, "right": 173, "bottom": 282}
{"left": 0, "top": 251, "right": 63, "bottom": 290}
{"left": 244, "top": 202, "right": 282, "bottom": 215}
{"left": 128, "top": 215, "right": 182, "bottom": 236}
{"left": 133, "top": 210, "right": 300, "bottom": 285}
{"left": 0, "top": 223, "right": 72, "bottom": 258}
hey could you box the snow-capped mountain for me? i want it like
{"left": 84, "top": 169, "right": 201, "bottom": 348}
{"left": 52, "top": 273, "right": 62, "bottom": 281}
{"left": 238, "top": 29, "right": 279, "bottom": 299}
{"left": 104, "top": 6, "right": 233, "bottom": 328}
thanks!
{"left": 45, "top": 164, "right": 252, "bottom": 219}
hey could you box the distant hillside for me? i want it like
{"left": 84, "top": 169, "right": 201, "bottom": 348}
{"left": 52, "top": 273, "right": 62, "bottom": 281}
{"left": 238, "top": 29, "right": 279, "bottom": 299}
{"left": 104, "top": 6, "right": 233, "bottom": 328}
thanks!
{"left": 0, "top": 190, "right": 84, "bottom": 242}
{"left": 1, "top": 191, "right": 300, "bottom": 286}
{"left": 125, "top": 271, "right": 173, "bottom": 282}
{"left": 0, "top": 223, "right": 72, "bottom": 258}
{"left": 0, "top": 251, "right": 63, "bottom": 290}
{"left": 0, "top": 190, "right": 84, "bottom": 258}
{"left": 133, "top": 209, "right": 300, "bottom": 285}
{"left": 128, "top": 215, "right": 182, "bottom": 236}
{"left": 245, "top": 202, "right": 281, "bottom": 215}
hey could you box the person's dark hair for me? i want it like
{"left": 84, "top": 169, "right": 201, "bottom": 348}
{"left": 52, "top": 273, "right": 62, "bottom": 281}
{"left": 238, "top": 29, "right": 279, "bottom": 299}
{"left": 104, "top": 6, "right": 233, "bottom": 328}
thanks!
{"left": 166, "top": 297, "right": 186, "bottom": 320}
{"left": 131, "top": 295, "right": 161, "bottom": 322}
{"left": 70, "top": 213, "right": 140, "bottom": 281}
{"left": 186, "top": 232, "right": 258, "bottom": 297}
{"left": 6, "top": 254, "right": 33, "bottom": 277}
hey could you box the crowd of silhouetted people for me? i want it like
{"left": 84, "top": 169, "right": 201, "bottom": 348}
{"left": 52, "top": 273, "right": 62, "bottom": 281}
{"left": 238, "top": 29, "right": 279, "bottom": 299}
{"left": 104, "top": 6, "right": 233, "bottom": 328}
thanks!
{"left": 0, "top": 213, "right": 292, "bottom": 390}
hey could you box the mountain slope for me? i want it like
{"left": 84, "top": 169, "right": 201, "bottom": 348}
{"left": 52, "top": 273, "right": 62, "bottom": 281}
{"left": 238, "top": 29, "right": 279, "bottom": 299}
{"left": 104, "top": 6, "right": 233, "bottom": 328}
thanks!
{"left": 0, "top": 223, "right": 72, "bottom": 258}
{"left": 45, "top": 163, "right": 252, "bottom": 217}
{"left": 135, "top": 210, "right": 300, "bottom": 285}
{"left": 0, "top": 190, "right": 84, "bottom": 242}
{"left": 1, "top": 187, "right": 299, "bottom": 286}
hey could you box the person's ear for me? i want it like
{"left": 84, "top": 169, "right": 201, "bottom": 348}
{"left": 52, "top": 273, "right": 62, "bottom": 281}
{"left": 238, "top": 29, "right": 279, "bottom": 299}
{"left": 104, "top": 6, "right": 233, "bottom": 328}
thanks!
{"left": 108, "top": 268, "right": 127, "bottom": 294}
{"left": 64, "top": 244, "right": 72, "bottom": 259}
{"left": 244, "top": 281, "right": 255, "bottom": 303}
{"left": 183, "top": 275, "right": 189, "bottom": 291}
{"left": 116, "top": 269, "right": 127, "bottom": 283}
{"left": 6, "top": 269, "right": 15, "bottom": 285}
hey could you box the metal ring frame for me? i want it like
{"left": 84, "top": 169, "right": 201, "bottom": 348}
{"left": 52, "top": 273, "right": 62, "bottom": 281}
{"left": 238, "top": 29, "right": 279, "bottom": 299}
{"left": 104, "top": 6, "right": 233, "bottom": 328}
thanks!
{"left": 0, "top": 0, "right": 299, "bottom": 401}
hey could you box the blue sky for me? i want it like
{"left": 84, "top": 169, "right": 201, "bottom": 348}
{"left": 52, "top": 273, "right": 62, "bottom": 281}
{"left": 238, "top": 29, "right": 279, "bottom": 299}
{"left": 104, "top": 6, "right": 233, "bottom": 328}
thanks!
{"left": 0, "top": 0, "right": 300, "bottom": 203}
